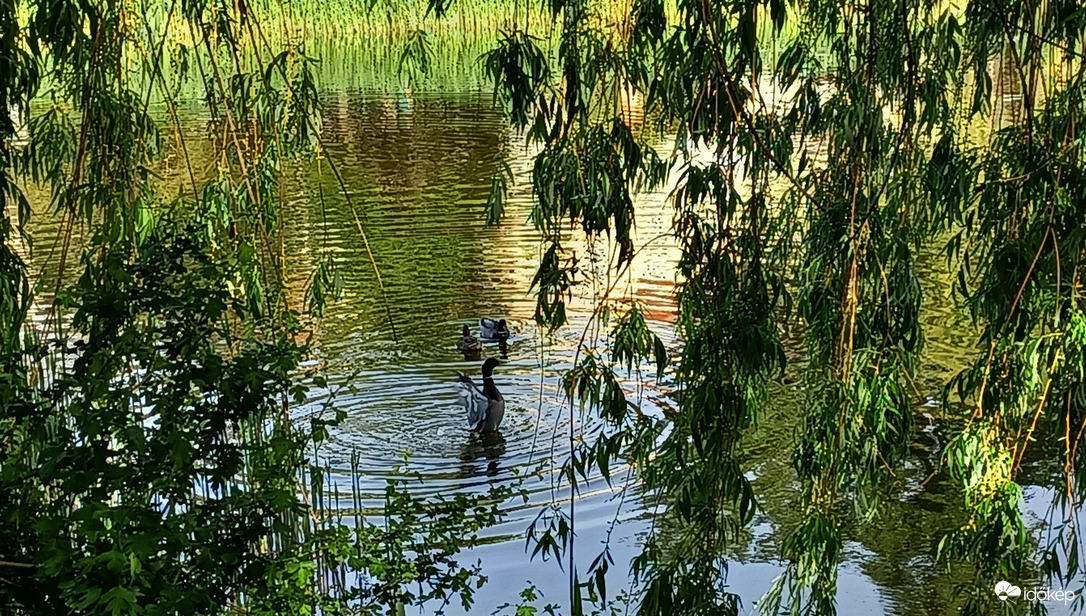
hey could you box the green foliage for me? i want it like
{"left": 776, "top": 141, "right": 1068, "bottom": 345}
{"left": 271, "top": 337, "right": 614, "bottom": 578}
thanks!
{"left": 762, "top": 512, "right": 842, "bottom": 616}
{"left": 472, "top": 0, "right": 1086, "bottom": 614}
{"left": 496, "top": 585, "right": 556, "bottom": 615}
{"left": 399, "top": 28, "right": 432, "bottom": 86}
{"left": 330, "top": 477, "right": 512, "bottom": 613}
{"left": 934, "top": 63, "right": 1086, "bottom": 615}
{"left": 4, "top": 223, "right": 303, "bottom": 614}
{"left": 483, "top": 30, "right": 551, "bottom": 132}
{"left": 0, "top": 1, "right": 509, "bottom": 614}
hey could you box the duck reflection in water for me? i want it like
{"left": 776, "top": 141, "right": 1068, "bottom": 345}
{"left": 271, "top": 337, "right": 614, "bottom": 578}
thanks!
{"left": 459, "top": 431, "right": 507, "bottom": 477}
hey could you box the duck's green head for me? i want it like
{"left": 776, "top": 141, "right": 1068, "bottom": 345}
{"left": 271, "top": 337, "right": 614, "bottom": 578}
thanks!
{"left": 481, "top": 357, "right": 501, "bottom": 376}
{"left": 462, "top": 324, "right": 471, "bottom": 336}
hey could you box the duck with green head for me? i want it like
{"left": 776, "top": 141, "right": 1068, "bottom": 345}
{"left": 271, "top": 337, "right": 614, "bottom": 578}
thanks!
{"left": 455, "top": 358, "right": 505, "bottom": 433}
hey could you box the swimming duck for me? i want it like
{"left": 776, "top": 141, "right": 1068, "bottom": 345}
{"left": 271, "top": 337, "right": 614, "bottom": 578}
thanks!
{"left": 457, "top": 325, "right": 483, "bottom": 355}
{"left": 479, "top": 318, "right": 510, "bottom": 341}
{"left": 455, "top": 358, "right": 505, "bottom": 433}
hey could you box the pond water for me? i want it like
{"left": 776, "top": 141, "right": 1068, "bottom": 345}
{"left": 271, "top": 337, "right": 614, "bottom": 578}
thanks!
{"left": 20, "top": 87, "right": 1079, "bottom": 615}
{"left": 274, "top": 90, "right": 1074, "bottom": 615}
{"left": 287, "top": 90, "right": 682, "bottom": 613}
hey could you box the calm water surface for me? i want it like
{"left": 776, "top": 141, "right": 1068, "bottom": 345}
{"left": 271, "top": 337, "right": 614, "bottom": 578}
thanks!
{"left": 22, "top": 89, "right": 1079, "bottom": 615}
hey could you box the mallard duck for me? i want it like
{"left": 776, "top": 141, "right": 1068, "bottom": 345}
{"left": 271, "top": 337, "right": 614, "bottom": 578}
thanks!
{"left": 479, "top": 318, "right": 510, "bottom": 341}
{"left": 455, "top": 358, "right": 505, "bottom": 433}
{"left": 457, "top": 325, "right": 483, "bottom": 354}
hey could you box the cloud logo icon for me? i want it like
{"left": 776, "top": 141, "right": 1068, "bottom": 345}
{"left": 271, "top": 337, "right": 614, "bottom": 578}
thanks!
{"left": 995, "top": 581, "right": 1022, "bottom": 600}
